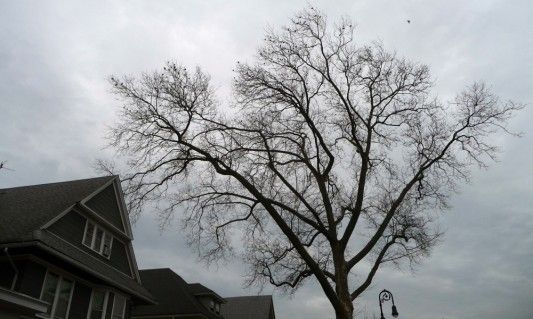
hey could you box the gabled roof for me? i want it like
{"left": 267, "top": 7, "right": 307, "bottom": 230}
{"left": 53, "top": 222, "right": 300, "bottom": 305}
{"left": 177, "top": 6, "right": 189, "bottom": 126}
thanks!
{"left": 132, "top": 268, "right": 222, "bottom": 319}
{"left": 0, "top": 176, "right": 114, "bottom": 243}
{"left": 221, "top": 295, "right": 275, "bottom": 319}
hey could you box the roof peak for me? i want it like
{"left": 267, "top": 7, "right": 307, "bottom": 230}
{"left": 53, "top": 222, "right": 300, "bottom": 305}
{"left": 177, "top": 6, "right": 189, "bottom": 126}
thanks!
{"left": 0, "top": 175, "right": 120, "bottom": 243}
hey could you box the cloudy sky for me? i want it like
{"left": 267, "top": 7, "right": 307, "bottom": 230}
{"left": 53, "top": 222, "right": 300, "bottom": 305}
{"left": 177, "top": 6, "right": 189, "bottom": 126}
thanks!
{"left": 1, "top": 0, "right": 532, "bottom": 318}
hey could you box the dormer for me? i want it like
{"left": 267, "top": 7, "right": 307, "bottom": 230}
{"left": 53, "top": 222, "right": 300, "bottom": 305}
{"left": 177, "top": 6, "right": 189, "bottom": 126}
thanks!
{"left": 188, "top": 283, "right": 226, "bottom": 316}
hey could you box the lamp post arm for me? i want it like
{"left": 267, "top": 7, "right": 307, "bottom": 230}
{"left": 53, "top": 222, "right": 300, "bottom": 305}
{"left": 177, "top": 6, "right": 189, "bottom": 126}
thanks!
{"left": 379, "top": 289, "right": 396, "bottom": 319}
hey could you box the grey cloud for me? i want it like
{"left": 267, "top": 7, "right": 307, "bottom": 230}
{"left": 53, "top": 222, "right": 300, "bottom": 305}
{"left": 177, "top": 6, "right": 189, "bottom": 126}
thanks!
{"left": 1, "top": 1, "right": 532, "bottom": 318}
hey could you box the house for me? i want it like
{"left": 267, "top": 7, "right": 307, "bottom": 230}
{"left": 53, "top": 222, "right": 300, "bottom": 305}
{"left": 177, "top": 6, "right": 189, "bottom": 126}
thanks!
{"left": 131, "top": 268, "right": 275, "bottom": 319}
{"left": 0, "top": 176, "right": 156, "bottom": 319}
{"left": 0, "top": 176, "right": 276, "bottom": 319}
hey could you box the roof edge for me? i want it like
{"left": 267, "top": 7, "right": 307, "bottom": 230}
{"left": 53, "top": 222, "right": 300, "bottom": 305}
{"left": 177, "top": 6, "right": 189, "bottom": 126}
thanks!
{"left": 0, "top": 175, "right": 117, "bottom": 191}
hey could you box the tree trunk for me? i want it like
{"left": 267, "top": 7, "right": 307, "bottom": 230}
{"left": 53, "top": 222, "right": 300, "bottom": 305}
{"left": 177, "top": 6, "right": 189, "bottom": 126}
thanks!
{"left": 335, "top": 304, "right": 354, "bottom": 319}
{"left": 333, "top": 243, "right": 354, "bottom": 319}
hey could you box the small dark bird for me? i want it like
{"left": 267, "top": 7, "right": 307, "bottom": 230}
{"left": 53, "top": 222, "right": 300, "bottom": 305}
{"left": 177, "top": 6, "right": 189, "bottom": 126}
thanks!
{"left": 407, "top": 20, "right": 411, "bottom": 24}
{"left": 0, "top": 161, "right": 13, "bottom": 171}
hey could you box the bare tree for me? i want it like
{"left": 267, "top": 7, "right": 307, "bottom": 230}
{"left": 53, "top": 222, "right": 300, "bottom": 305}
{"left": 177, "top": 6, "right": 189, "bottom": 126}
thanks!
{"left": 105, "top": 8, "right": 522, "bottom": 319}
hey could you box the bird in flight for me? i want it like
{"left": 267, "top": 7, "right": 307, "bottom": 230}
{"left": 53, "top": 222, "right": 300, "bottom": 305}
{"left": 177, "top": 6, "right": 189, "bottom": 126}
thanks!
{"left": 407, "top": 19, "right": 411, "bottom": 24}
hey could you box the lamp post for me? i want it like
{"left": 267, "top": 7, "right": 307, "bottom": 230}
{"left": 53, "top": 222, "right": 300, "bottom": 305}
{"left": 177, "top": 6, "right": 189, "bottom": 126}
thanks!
{"left": 378, "top": 289, "right": 399, "bottom": 319}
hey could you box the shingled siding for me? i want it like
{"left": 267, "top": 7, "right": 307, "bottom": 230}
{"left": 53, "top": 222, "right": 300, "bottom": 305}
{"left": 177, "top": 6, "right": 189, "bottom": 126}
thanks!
{"left": 85, "top": 184, "right": 125, "bottom": 232}
{"left": 68, "top": 281, "right": 92, "bottom": 319}
{"left": 47, "top": 210, "right": 133, "bottom": 277}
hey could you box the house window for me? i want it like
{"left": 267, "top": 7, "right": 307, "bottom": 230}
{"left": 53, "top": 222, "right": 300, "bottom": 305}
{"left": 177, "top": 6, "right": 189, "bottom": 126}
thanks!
{"left": 83, "top": 219, "right": 114, "bottom": 258}
{"left": 88, "top": 290, "right": 127, "bottom": 319}
{"left": 83, "top": 222, "right": 95, "bottom": 246}
{"left": 111, "top": 294, "right": 127, "bottom": 319}
{"left": 88, "top": 290, "right": 107, "bottom": 319}
{"left": 94, "top": 228, "right": 103, "bottom": 251}
{"left": 40, "top": 271, "right": 74, "bottom": 319}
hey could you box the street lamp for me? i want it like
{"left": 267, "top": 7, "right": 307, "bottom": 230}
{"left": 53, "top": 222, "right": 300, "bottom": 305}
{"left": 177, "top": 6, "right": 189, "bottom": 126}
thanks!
{"left": 379, "top": 289, "right": 399, "bottom": 319}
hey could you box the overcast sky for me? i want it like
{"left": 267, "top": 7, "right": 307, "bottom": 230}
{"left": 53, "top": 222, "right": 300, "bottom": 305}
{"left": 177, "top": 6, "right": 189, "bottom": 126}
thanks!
{"left": 1, "top": 1, "right": 532, "bottom": 318}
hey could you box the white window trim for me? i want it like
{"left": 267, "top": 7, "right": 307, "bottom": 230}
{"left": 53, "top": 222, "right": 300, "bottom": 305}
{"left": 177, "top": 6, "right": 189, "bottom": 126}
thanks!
{"left": 82, "top": 219, "right": 93, "bottom": 247}
{"left": 39, "top": 270, "right": 75, "bottom": 319}
{"left": 86, "top": 289, "right": 109, "bottom": 319}
{"left": 110, "top": 293, "right": 127, "bottom": 319}
{"left": 83, "top": 219, "right": 114, "bottom": 259}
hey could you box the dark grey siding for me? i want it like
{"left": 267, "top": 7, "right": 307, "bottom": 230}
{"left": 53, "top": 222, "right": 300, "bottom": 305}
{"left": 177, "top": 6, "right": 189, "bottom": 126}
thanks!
{"left": 48, "top": 209, "right": 86, "bottom": 245}
{"left": 109, "top": 240, "right": 131, "bottom": 276}
{"left": 15, "top": 261, "right": 46, "bottom": 298}
{"left": 68, "top": 282, "right": 92, "bottom": 319}
{"left": 86, "top": 185, "right": 125, "bottom": 232}
{"left": 47, "top": 211, "right": 133, "bottom": 277}
{"left": 0, "top": 261, "right": 16, "bottom": 288}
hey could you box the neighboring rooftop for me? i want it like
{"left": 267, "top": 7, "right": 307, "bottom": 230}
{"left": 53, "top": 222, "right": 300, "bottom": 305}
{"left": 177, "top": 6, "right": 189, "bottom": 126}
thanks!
{"left": 221, "top": 295, "right": 275, "bottom": 319}
{"left": 133, "top": 268, "right": 222, "bottom": 319}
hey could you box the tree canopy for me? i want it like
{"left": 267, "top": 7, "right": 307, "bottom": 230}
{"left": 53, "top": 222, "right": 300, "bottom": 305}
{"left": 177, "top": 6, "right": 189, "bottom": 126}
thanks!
{"left": 105, "top": 7, "right": 521, "bottom": 319}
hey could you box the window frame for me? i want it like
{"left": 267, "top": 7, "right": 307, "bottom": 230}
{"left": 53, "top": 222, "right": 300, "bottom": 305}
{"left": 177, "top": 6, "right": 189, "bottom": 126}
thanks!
{"left": 101, "top": 231, "right": 113, "bottom": 258}
{"left": 86, "top": 289, "right": 109, "bottom": 319}
{"left": 83, "top": 219, "right": 114, "bottom": 259}
{"left": 39, "top": 270, "right": 75, "bottom": 319}
{"left": 111, "top": 293, "right": 127, "bottom": 319}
